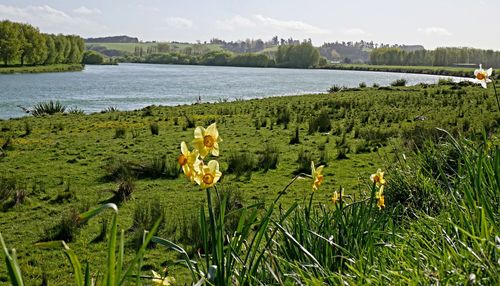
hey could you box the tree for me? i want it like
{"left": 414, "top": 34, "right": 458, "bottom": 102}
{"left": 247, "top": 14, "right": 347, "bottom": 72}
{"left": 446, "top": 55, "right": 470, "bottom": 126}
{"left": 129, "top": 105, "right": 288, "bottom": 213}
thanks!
{"left": 0, "top": 20, "right": 21, "bottom": 66}
{"left": 82, "top": 50, "right": 105, "bottom": 64}
{"left": 44, "top": 34, "right": 57, "bottom": 65}
{"left": 19, "top": 23, "right": 47, "bottom": 65}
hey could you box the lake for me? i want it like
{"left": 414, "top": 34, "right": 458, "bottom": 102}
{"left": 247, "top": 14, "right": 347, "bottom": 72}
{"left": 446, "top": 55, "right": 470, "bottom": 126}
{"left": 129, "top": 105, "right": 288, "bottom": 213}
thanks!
{"left": 0, "top": 63, "right": 463, "bottom": 119}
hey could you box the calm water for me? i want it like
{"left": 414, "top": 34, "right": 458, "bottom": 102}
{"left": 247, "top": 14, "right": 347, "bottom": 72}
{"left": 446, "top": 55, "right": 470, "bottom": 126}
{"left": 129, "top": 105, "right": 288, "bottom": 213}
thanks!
{"left": 0, "top": 63, "right": 462, "bottom": 119}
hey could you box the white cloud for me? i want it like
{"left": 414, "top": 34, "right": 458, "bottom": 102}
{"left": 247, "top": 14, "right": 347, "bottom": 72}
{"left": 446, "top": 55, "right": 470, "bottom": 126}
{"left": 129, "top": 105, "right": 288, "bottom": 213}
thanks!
{"left": 253, "top": 15, "right": 329, "bottom": 35}
{"left": 0, "top": 4, "right": 106, "bottom": 35}
{"left": 164, "top": 17, "right": 193, "bottom": 29}
{"left": 418, "top": 27, "right": 452, "bottom": 36}
{"left": 341, "top": 28, "right": 367, "bottom": 36}
{"left": 73, "top": 6, "right": 102, "bottom": 15}
{"left": 216, "top": 15, "right": 256, "bottom": 31}
{"left": 136, "top": 4, "right": 160, "bottom": 13}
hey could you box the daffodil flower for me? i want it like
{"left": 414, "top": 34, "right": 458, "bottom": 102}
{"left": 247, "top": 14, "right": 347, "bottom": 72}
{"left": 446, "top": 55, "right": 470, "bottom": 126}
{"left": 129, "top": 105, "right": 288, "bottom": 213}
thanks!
{"left": 311, "top": 161, "right": 324, "bottom": 192}
{"left": 194, "top": 160, "right": 222, "bottom": 189}
{"left": 375, "top": 189, "right": 385, "bottom": 210}
{"left": 178, "top": 141, "right": 201, "bottom": 182}
{"left": 192, "top": 123, "right": 222, "bottom": 159}
{"left": 474, "top": 64, "right": 493, "bottom": 89}
{"left": 370, "top": 169, "right": 386, "bottom": 188}
{"left": 331, "top": 191, "right": 340, "bottom": 204}
{"left": 151, "top": 270, "right": 175, "bottom": 286}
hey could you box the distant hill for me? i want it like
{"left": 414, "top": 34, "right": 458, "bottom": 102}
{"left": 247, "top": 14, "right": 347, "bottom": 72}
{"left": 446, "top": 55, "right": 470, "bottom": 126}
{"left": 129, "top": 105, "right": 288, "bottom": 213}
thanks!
{"left": 85, "top": 36, "right": 139, "bottom": 43}
{"left": 399, "top": 45, "right": 425, "bottom": 52}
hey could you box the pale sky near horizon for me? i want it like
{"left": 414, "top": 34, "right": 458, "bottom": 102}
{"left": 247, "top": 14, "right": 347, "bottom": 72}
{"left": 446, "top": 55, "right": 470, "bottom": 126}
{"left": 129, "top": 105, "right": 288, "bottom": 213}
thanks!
{"left": 0, "top": 0, "right": 498, "bottom": 50}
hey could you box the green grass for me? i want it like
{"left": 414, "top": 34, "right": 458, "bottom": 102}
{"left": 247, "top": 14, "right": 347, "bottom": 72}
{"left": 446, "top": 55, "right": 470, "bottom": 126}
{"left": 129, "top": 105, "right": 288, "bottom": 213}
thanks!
{"left": 0, "top": 82, "right": 499, "bottom": 284}
{"left": 0, "top": 64, "right": 84, "bottom": 74}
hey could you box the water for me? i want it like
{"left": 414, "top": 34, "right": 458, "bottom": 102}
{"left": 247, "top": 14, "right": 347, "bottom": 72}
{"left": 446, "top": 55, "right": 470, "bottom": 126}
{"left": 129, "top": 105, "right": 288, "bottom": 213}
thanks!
{"left": 0, "top": 63, "right": 463, "bottom": 119}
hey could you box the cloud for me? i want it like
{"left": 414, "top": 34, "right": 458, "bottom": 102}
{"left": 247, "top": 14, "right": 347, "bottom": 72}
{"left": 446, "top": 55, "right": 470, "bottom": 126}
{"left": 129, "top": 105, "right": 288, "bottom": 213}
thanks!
{"left": 216, "top": 15, "right": 256, "bottom": 31}
{"left": 136, "top": 4, "right": 160, "bottom": 13}
{"left": 253, "top": 15, "right": 329, "bottom": 34}
{"left": 164, "top": 17, "right": 193, "bottom": 29}
{"left": 341, "top": 28, "right": 367, "bottom": 36}
{"left": 0, "top": 4, "right": 106, "bottom": 35}
{"left": 417, "top": 27, "right": 452, "bottom": 36}
{"left": 73, "top": 6, "right": 102, "bottom": 15}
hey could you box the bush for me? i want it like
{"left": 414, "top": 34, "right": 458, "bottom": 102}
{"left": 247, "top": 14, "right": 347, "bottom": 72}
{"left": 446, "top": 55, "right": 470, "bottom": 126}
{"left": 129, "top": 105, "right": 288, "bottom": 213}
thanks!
{"left": 82, "top": 50, "right": 105, "bottom": 65}
{"left": 390, "top": 78, "right": 407, "bottom": 87}
{"left": 31, "top": 101, "right": 66, "bottom": 116}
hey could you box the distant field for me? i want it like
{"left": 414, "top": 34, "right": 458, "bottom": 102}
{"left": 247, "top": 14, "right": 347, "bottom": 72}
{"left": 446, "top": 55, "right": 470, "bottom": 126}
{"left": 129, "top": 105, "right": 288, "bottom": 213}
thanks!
{"left": 85, "top": 42, "right": 223, "bottom": 54}
{"left": 0, "top": 64, "right": 84, "bottom": 74}
{"left": 324, "top": 63, "right": 483, "bottom": 77}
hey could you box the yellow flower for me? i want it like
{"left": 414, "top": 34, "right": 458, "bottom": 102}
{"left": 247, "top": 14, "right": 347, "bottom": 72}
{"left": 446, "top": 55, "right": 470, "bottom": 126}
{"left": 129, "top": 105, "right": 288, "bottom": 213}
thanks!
{"left": 375, "top": 189, "right": 385, "bottom": 210}
{"left": 474, "top": 64, "right": 493, "bottom": 89}
{"left": 370, "top": 169, "right": 386, "bottom": 188}
{"left": 311, "top": 161, "right": 324, "bottom": 192}
{"left": 192, "top": 123, "right": 222, "bottom": 159}
{"left": 151, "top": 270, "right": 175, "bottom": 286}
{"left": 178, "top": 141, "right": 201, "bottom": 181}
{"left": 194, "top": 160, "right": 222, "bottom": 189}
{"left": 331, "top": 191, "right": 341, "bottom": 204}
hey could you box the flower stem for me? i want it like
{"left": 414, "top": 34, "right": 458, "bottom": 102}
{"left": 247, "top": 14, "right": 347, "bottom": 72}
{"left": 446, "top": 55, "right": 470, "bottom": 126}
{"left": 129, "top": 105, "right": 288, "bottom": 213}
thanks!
{"left": 492, "top": 79, "right": 500, "bottom": 112}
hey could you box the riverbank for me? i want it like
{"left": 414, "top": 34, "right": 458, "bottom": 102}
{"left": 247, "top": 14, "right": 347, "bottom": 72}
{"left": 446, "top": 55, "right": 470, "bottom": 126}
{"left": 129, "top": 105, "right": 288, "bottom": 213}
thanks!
{"left": 321, "top": 63, "right": 487, "bottom": 78}
{"left": 0, "top": 64, "right": 84, "bottom": 74}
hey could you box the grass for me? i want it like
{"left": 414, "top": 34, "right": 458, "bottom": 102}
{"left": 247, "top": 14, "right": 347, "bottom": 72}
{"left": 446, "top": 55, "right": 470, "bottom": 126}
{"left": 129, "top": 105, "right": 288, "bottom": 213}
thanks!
{"left": 0, "top": 64, "right": 84, "bottom": 74}
{"left": 0, "top": 82, "right": 498, "bottom": 284}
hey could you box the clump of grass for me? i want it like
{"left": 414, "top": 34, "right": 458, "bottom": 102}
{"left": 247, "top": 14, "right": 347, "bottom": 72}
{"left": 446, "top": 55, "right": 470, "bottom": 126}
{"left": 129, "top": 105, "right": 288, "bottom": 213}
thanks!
{"left": 150, "top": 122, "right": 159, "bottom": 135}
{"left": 308, "top": 110, "right": 331, "bottom": 134}
{"left": 276, "top": 106, "right": 291, "bottom": 128}
{"left": 110, "top": 177, "right": 135, "bottom": 203}
{"left": 359, "top": 82, "right": 367, "bottom": 88}
{"left": 23, "top": 122, "right": 32, "bottom": 136}
{"left": 328, "top": 85, "right": 342, "bottom": 93}
{"left": 256, "top": 144, "right": 279, "bottom": 171}
{"left": 31, "top": 101, "right": 66, "bottom": 116}
{"left": 130, "top": 200, "right": 166, "bottom": 249}
{"left": 295, "top": 148, "right": 312, "bottom": 174}
{"left": 390, "top": 78, "right": 407, "bottom": 87}
{"left": 226, "top": 152, "right": 256, "bottom": 178}
{"left": 103, "top": 157, "right": 137, "bottom": 181}
{"left": 114, "top": 127, "right": 126, "bottom": 139}
{"left": 289, "top": 126, "right": 300, "bottom": 144}
{"left": 67, "top": 107, "right": 84, "bottom": 115}
{"left": 42, "top": 209, "right": 82, "bottom": 242}
{"left": 102, "top": 106, "right": 118, "bottom": 113}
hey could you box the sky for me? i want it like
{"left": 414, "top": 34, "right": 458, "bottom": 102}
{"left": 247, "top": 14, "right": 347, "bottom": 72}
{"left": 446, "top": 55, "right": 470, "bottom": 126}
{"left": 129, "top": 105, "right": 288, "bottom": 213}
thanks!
{"left": 0, "top": 0, "right": 499, "bottom": 50}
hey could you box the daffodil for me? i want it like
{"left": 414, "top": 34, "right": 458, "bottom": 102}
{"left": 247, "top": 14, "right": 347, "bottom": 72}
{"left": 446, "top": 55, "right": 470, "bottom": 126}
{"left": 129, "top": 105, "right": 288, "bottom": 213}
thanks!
{"left": 370, "top": 169, "right": 386, "bottom": 188}
{"left": 331, "top": 191, "right": 340, "bottom": 204}
{"left": 375, "top": 190, "right": 385, "bottom": 210}
{"left": 311, "top": 161, "right": 324, "bottom": 192}
{"left": 192, "top": 123, "right": 222, "bottom": 159}
{"left": 474, "top": 64, "right": 493, "bottom": 89}
{"left": 151, "top": 270, "right": 175, "bottom": 286}
{"left": 194, "top": 160, "right": 222, "bottom": 189}
{"left": 178, "top": 141, "right": 201, "bottom": 182}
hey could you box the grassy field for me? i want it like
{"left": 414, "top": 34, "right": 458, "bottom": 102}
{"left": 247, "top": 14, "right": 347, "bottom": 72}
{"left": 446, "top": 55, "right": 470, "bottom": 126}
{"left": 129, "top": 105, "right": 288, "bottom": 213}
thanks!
{"left": 0, "top": 64, "right": 84, "bottom": 74}
{"left": 0, "top": 81, "right": 499, "bottom": 284}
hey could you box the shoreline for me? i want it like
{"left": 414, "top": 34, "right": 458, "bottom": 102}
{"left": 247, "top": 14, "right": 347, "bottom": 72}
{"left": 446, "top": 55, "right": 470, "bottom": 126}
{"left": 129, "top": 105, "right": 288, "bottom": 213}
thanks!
{"left": 0, "top": 64, "right": 84, "bottom": 74}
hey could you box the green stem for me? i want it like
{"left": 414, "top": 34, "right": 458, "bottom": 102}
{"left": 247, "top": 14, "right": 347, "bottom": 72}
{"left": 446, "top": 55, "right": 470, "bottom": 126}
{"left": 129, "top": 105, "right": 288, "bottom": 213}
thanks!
{"left": 492, "top": 79, "right": 500, "bottom": 112}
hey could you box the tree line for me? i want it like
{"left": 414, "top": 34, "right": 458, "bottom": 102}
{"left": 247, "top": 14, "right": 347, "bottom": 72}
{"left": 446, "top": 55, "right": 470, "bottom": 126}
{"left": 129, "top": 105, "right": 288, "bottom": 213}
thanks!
{"left": 123, "top": 41, "right": 322, "bottom": 68}
{"left": 0, "top": 20, "right": 84, "bottom": 66}
{"left": 369, "top": 47, "right": 500, "bottom": 68}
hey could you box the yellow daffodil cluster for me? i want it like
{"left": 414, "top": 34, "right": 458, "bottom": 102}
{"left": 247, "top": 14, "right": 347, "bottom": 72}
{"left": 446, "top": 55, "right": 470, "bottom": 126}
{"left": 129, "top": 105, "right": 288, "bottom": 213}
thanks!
{"left": 178, "top": 123, "right": 222, "bottom": 189}
{"left": 331, "top": 190, "right": 341, "bottom": 204}
{"left": 370, "top": 168, "right": 387, "bottom": 210}
{"left": 474, "top": 64, "right": 493, "bottom": 89}
{"left": 311, "top": 161, "right": 324, "bottom": 192}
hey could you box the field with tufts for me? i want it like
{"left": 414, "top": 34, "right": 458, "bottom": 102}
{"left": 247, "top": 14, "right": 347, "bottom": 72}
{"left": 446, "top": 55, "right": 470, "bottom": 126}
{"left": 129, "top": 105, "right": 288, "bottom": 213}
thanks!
{"left": 0, "top": 80, "right": 499, "bottom": 285}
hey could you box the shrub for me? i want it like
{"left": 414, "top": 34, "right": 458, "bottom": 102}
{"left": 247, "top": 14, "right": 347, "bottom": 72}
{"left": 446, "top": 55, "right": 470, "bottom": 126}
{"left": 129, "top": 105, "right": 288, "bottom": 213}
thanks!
{"left": 256, "top": 144, "right": 279, "bottom": 171}
{"left": 150, "top": 122, "right": 159, "bottom": 135}
{"left": 390, "top": 78, "right": 407, "bottom": 87}
{"left": 31, "top": 101, "right": 66, "bottom": 116}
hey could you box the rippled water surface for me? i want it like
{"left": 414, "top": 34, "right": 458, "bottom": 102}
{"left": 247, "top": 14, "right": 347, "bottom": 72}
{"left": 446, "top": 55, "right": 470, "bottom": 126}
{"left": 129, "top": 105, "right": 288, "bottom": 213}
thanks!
{"left": 0, "top": 63, "right": 462, "bottom": 119}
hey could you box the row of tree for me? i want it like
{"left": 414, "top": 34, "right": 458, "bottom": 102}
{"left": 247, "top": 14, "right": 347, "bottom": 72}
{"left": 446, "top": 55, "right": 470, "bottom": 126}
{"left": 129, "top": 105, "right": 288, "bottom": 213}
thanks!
{"left": 122, "top": 42, "right": 323, "bottom": 68}
{"left": 369, "top": 47, "right": 500, "bottom": 68}
{"left": 0, "top": 20, "right": 84, "bottom": 66}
